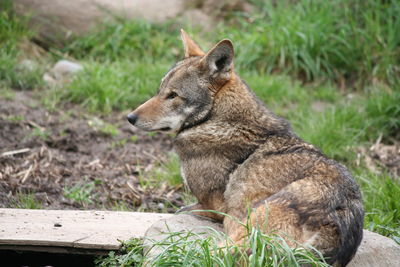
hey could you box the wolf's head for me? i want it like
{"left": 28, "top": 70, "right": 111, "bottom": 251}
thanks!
{"left": 127, "top": 30, "right": 234, "bottom": 133}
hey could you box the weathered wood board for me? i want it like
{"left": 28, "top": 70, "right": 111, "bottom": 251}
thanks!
{"left": 0, "top": 209, "right": 172, "bottom": 254}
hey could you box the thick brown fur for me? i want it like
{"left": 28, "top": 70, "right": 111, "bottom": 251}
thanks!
{"left": 127, "top": 30, "right": 364, "bottom": 266}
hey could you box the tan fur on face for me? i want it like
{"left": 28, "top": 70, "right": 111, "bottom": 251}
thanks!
{"left": 130, "top": 96, "right": 163, "bottom": 130}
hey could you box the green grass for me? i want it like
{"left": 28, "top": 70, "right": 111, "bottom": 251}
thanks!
{"left": 87, "top": 117, "right": 120, "bottom": 137}
{"left": 0, "top": 88, "right": 16, "bottom": 100}
{"left": 147, "top": 152, "right": 182, "bottom": 187}
{"left": 49, "top": 0, "right": 399, "bottom": 113}
{"left": 95, "top": 238, "right": 144, "bottom": 267}
{"left": 223, "top": 0, "right": 400, "bottom": 86}
{"left": 43, "top": 0, "right": 399, "bottom": 112}
{"left": 147, "top": 231, "right": 326, "bottom": 267}
{"left": 357, "top": 170, "right": 400, "bottom": 243}
{"left": 26, "top": 126, "right": 51, "bottom": 141}
{"left": 11, "top": 193, "right": 43, "bottom": 209}
{"left": 62, "top": 20, "right": 182, "bottom": 62}
{"left": 97, "top": 211, "right": 329, "bottom": 267}
{"left": 0, "top": 1, "right": 44, "bottom": 90}
{"left": 0, "top": 53, "right": 44, "bottom": 90}
{"left": 62, "top": 60, "right": 169, "bottom": 112}
{"left": 244, "top": 73, "right": 400, "bottom": 161}
{"left": 63, "top": 179, "right": 98, "bottom": 206}
{"left": 135, "top": 152, "right": 182, "bottom": 192}
{"left": 4, "top": 114, "right": 24, "bottom": 122}
{"left": 301, "top": 88, "right": 400, "bottom": 159}
{"left": 0, "top": 1, "right": 29, "bottom": 53}
{"left": 143, "top": 231, "right": 327, "bottom": 267}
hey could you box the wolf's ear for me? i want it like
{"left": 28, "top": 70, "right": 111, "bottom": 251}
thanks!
{"left": 201, "top": 39, "right": 234, "bottom": 79}
{"left": 181, "top": 29, "right": 204, "bottom": 58}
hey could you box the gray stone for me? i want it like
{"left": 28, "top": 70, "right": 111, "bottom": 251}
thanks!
{"left": 43, "top": 60, "right": 83, "bottom": 85}
{"left": 347, "top": 230, "right": 400, "bottom": 267}
{"left": 144, "top": 214, "right": 400, "bottom": 266}
{"left": 51, "top": 60, "right": 83, "bottom": 78}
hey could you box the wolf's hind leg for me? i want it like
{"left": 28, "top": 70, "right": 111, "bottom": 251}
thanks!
{"left": 224, "top": 199, "right": 343, "bottom": 265}
{"left": 223, "top": 200, "right": 308, "bottom": 247}
{"left": 227, "top": 198, "right": 341, "bottom": 250}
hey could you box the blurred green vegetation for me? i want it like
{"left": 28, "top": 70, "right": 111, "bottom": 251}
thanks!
{"left": 230, "top": 0, "right": 400, "bottom": 85}
{"left": 10, "top": 193, "right": 43, "bottom": 209}
{"left": 0, "top": 1, "right": 44, "bottom": 89}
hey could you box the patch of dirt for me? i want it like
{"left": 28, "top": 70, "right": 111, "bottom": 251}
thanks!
{"left": 356, "top": 135, "right": 400, "bottom": 178}
{"left": 0, "top": 91, "right": 184, "bottom": 212}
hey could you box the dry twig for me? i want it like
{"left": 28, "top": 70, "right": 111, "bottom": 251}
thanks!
{"left": 1, "top": 148, "right": 30, "bottom": 157}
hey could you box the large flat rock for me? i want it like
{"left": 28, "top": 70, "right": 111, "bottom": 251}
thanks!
{"left": 347, "top": 230, "right": 400, "bottom": 267}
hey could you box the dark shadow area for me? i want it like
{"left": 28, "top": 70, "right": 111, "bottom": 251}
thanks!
{"left": 0, "top": 250, "right": 96, "bottom": 267}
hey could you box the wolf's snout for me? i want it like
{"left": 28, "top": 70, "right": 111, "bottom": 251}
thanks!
{"left": 126, "top": 113, "right": 138, "bottom": 125}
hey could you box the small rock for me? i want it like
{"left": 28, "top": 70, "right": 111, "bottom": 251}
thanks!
{"left": 43, "top": 73, "right": 57, "bottom": 85}
{"left": 51, "top": 60, "right": 83, "bottom": 79}
{"left": 157, "top": 202, "right": 165, "bottom": 210}
{"left": 18, "top": 59, "right": 38, "bottom": 72}
{"left": 43, "top": 60, "right": 83, "bottom": 85}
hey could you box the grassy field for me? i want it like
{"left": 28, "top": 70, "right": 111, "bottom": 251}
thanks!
{"left": 1, "top": 0, "right": 399, "bottom": 265}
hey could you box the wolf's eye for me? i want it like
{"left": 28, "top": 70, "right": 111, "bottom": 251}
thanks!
{"left": 166, "top": 92, "right": 178, "bottom": 99}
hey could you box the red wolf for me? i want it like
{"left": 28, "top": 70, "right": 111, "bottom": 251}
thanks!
{"left": 127, "top": 30, "right": 364, "bottom": 266}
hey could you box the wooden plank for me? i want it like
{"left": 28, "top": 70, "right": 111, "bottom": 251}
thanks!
{"left": 0, "top": 209, "right": 172, "bottom": 253}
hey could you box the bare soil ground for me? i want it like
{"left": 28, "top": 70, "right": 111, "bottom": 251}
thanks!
{"left": 0, "top": 91, "right": 184, "bottom": 212}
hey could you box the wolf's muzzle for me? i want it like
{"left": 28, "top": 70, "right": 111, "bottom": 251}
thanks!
{"left": 126, "top": 113, "right": 138, "bottom": 125}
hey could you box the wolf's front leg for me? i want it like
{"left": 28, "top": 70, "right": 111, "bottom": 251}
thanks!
{"left": 176, "top": 203, "right": 224, "bottom": 222}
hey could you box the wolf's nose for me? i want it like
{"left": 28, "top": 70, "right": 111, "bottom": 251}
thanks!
{"left": 126, "top": 113, "right": 138, "bottom": 125}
